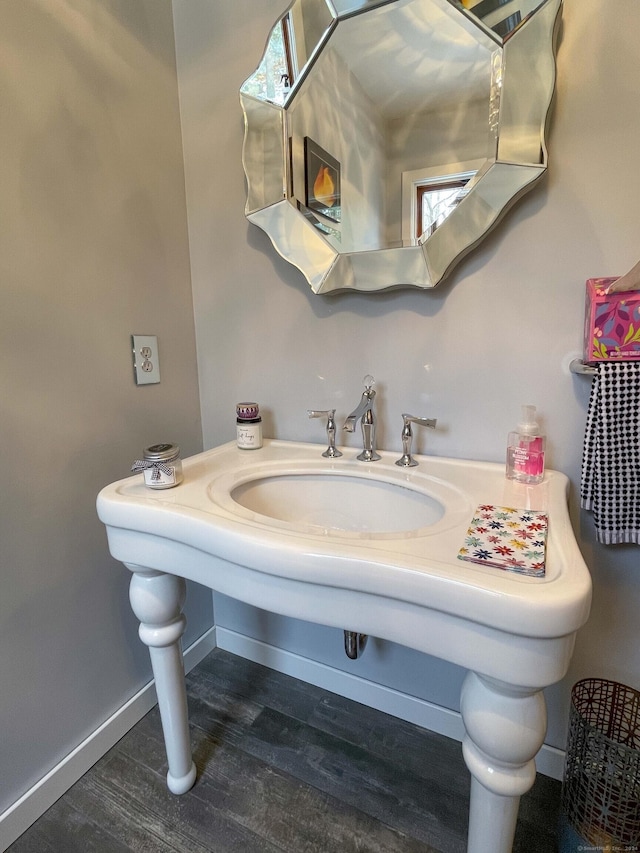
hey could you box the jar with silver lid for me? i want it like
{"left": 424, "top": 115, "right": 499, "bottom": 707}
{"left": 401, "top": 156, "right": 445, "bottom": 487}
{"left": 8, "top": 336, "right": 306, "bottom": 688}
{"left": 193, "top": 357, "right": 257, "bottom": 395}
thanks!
{"left": 131, "top": 443, "right": 183, "bottom": 489}
{"left": 236, "top": 402, "right": 263, "bottom": 450}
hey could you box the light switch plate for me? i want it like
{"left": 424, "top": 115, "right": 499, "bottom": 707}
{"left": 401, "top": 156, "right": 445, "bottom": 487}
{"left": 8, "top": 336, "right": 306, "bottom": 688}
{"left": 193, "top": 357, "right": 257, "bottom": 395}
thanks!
{"left": 132, "top": 335, "right": 160, "bottom": 385}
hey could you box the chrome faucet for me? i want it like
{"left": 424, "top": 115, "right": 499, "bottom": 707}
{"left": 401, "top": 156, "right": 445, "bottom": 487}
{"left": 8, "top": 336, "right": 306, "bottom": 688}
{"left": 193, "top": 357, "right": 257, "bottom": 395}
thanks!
{"left": 395, "top": 413, "right": 437, "bottom": 467}
{"left": 343, "top": 375, "right": 381, "bottom": 461}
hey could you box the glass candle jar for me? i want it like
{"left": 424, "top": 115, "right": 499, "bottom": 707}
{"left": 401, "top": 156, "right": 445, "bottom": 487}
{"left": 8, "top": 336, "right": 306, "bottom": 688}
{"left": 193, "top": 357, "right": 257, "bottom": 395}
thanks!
{"left": 236, "top": 402, "right": 263, "bottom": 450}
{"left": 131, "top": 443, "right": 183, "bottom": 489}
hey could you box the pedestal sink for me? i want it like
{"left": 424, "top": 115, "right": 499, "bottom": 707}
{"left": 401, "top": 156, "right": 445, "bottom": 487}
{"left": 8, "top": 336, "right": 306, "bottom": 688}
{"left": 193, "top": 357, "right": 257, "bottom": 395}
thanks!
{"left": 97, "top": 438, "right": 591, "bottom": 853}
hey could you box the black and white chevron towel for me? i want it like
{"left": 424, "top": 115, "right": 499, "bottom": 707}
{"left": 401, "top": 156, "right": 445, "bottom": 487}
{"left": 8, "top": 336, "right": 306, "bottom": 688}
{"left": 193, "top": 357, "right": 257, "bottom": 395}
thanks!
{"left": 581, "top": 361, "right": 640, "bottom": 544}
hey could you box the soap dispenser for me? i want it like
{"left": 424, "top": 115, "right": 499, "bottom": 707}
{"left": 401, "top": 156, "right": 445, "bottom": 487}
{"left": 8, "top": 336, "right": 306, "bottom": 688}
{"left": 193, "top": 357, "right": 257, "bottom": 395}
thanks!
{"left": 506, "top": 405, "right": 546, "bottom": 485}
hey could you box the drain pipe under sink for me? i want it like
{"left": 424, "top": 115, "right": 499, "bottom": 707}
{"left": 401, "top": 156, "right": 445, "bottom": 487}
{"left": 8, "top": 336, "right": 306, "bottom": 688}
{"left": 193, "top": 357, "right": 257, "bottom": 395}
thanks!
{"left": 344, "top": 630, "right": 367, "bottom": 659}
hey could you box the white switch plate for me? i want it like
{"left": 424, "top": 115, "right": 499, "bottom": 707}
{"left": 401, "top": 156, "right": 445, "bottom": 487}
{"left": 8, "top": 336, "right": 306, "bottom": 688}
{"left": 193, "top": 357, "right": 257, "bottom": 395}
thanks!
{"left": 132, "top": 335, "right": 160, "bottom": 385}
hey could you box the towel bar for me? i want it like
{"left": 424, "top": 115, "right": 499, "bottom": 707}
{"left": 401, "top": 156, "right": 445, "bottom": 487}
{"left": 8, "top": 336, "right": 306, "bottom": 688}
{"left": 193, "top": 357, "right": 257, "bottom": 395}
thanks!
{"left": 569, "top": 359, "right": 597, "bottom": 376}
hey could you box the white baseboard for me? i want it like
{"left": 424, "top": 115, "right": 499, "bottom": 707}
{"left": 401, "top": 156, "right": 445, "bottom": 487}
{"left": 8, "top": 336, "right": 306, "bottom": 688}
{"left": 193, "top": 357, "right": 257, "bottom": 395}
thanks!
{"left": 216, "top": 627, "right": 566, "bottom": 782}
{"left": 0, "top": 626, "right": 218, "bottom": 853}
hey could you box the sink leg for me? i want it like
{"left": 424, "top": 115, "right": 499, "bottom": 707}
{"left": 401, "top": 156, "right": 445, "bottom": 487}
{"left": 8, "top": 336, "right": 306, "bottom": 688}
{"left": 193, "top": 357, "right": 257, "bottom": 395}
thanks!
{"left": 460, "top": 671, "right": 547, "bottom": 853}
{"left": 127, "top": 567, "right": 197, "bottom": 795}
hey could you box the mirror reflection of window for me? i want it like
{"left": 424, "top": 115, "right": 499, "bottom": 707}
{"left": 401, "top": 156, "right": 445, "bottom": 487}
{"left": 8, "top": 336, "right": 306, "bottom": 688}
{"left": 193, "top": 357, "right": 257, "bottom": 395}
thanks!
{"left": 401, "top": 162, "right": 482, "bottom": 248}
{"left": 240, "top": 17, "right": 295, "bottom": 106}
{"left": 418, "top": 177, "right": 471, "bottom": 239}
{"left": 461, "top": 0, "right": 543, "bottom": 38}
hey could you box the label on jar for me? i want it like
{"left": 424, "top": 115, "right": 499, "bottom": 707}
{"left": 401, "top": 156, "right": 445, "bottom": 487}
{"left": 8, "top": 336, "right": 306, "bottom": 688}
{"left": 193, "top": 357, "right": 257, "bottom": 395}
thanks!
{"left": 237, "top": 422, "right": 263, "bottom": 449}
{"left": 143, "top": 466, "right": 177, "bottom": 488}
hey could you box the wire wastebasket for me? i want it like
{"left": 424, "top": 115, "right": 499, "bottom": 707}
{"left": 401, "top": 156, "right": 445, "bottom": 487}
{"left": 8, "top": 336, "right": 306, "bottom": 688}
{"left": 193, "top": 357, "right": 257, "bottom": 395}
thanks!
{"left": 560, "top": 678, "right": 640, "bottom": 851}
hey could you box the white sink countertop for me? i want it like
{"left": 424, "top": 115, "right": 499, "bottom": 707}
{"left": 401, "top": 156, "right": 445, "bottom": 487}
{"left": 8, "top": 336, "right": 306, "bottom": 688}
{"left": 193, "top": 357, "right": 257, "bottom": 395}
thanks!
{"left": 97, "top": 439, "right": 591, "bottom": 642}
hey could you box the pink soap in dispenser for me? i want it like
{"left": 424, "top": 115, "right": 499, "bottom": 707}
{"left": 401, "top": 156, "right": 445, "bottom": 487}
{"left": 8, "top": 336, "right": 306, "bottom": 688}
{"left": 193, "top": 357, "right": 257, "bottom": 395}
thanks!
{"left": 506, "top": 405, "right": 546, "bottom": 485}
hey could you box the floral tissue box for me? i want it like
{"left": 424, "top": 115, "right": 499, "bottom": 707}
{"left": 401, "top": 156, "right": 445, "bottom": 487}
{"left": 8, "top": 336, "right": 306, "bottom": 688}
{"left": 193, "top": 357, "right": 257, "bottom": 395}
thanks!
{"left": 584, "top": 277, "right": 640, "bottom": 363}
{"left": 457, "top": 505, "right": 548, "bottom": 577}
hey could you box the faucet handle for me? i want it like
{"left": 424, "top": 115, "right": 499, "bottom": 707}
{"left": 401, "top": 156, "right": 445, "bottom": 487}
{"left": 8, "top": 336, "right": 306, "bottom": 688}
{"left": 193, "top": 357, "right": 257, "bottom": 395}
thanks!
{"left": 307, "top": 409, "right": 342, "bottom": 458}
{"left": 363, "top": 374, "right": 375, "bottom": 390}
{"left": 395, "top": 413, "right": 437, "bottom": 468}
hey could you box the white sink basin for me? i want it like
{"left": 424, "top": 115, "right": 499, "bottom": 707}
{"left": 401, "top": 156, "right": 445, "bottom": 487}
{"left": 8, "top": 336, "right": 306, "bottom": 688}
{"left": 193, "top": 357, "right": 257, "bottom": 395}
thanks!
{"left": 228, "top": 471, "right": 444, "bottom": 535}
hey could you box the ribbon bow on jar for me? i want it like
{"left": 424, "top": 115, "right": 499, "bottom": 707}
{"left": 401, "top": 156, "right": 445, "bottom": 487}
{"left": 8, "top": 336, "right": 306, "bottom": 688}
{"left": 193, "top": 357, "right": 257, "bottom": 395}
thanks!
{"left": 131, "top": 443, "right": 182, "bottom": 489}
{"left": 131, "top": 458, "right": 175, "bottom": 481}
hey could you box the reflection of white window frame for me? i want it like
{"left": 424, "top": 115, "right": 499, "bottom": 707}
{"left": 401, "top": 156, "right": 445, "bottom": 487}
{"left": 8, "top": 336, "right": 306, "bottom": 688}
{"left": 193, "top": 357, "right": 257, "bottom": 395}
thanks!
{"left": 401, "top": 159, "right": 485, "bottom": 246}
{"left": 282, "top": 13, "right": 298, "bottom": 85}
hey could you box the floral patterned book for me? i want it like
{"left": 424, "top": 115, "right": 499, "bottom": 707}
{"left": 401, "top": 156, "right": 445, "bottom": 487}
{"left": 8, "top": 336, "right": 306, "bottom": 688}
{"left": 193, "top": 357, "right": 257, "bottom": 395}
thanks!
{"left": 457, "top": 505, "right": 548, "bottom": 577}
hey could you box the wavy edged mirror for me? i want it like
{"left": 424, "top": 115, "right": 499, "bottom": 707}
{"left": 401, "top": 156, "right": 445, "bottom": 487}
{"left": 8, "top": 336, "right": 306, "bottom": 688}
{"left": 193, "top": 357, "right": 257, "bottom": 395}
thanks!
{"left": 241, "top": 0, "right": 562, "bottom": 294}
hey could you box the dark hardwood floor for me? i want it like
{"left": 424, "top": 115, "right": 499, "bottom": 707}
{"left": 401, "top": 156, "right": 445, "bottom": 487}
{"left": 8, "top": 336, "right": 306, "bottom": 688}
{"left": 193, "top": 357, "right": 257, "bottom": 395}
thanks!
{"left": 8, "top": 649, "right": 562, "bottom": 852}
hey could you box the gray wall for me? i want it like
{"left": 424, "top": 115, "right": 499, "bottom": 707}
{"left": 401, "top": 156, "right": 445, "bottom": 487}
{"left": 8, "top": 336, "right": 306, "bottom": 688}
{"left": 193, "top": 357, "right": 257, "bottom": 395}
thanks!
{"left": 175, "top": 0, "right": 640, "bottom": 753}
{"left": 0, "top": 0, "right": 209, "bottom": 818}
